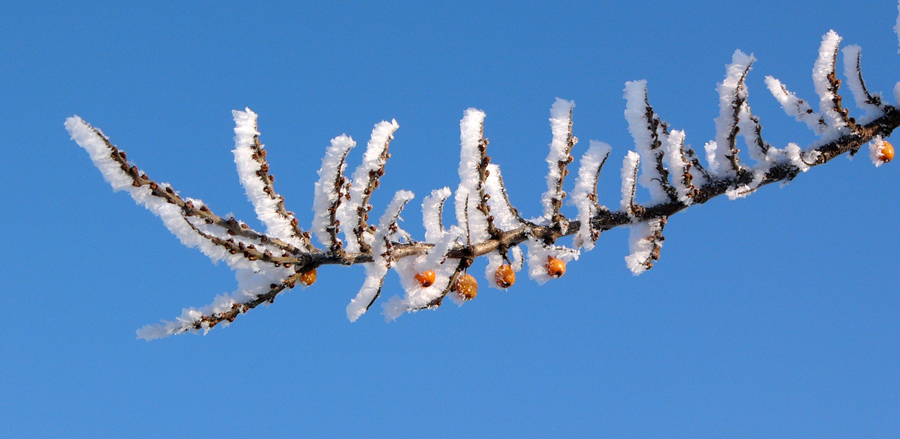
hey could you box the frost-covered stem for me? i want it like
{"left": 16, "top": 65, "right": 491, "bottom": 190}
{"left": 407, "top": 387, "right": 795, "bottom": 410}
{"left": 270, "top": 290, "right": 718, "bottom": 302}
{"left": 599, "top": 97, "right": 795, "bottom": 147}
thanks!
{"left": 620, "top": 151, "right": 643, "bottom": 217}
{"left": 713, "top": 52, "right": 755, "bottom": 176}
{"left": 313, "top": 137, "right": 354, "bottom": 255}
{"left": 69, "top": 118, "right": 306, "bottom": 262}
{"left": 158, "top": 271, "right": 307, "bottom": 337}
{"left": 663, "top": 130, "right": 698, "bottom": 204}
{"left": 842, "top": 45, "right": 883, "bottom": 118}
{"left": 232, "top": 109, "right": 314, "bottom": 252}
{"left": 77, "top": 100, "right": 900, "bottom": 333}
{"left": 624, "top": 82, "right": 677, "bottom": 204}
{"left": 544, "top": 99, "right": 578, "bottom": 225}
{"left": 814, "top": 31, "right": 851, "bottom": 132}
{"left": 684, "top": 147, "right": 711, "bottom": 183}
{"left": 473, "top": 128, "right": 500, "bottom": 237}
{"left": 348, "top": 120, "right": 400, "bottom": 253}
{"left": 487, "top": 164, "right": 531, "bottom": 227}
{"left": 139, "top": 101, "right": 898, "bottom": 330}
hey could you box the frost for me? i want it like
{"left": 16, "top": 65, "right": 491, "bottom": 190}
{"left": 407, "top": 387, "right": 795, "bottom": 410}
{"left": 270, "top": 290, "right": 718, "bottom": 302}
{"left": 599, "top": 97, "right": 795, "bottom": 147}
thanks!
{"left": 66, "top": 117, "right": 276, "bottom": 272}
{"left": 542, "top": 98, "right": 576, "bottom": 219}
{"left": 454, "top": 108, "right": 490, "bottom": 244}
{"left": 422, "top": 187, "right": 452, "bottom": 243}
{"left": 346, "top": 190, "right": 414, "bottom": 321}
{"left": 137, "top": 267, "right": 292, "bottom": 340}
{"left": 348, "top": 262, "right": 389, "bottom": 322}
{"left": 340, "top": 120, "right": 400, "bottom": 253}
{"left": 625, "top": 219, "right": 663, "bottom": 275}
{"left": 765, "top": 76, "right": 826, "bottom": 135}
{"left": 812, "top": 30, "right": 846, "bottom": 133}
{"left": 312, "top": 135, "right": 355, "bottom": 247}
{"left": 662, "top": 130, "right": 693, "bottom": 205}
{"left": 711, "top": 50, "right": 755, "bottom": 177}
{"left": 484, "top": 164, "right": 522, "bottom": 230}
{"left": 570, "top": 140, "right": 611, "bottom": 250}
{"left": 624, "top": 81, "right": 669, "bottom": 203}
{"left": 232, "top": 109, "right": 307, "bottom": 250}
{"left": 841, "top": 45, "right": 883, "bottom": 122}
{"left": 620, "top": 151, "right": 640, "bottom": 212}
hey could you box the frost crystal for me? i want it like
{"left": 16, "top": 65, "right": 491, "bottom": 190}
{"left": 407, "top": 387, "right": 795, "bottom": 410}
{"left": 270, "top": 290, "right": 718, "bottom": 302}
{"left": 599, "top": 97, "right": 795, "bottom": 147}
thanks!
{"left": 542, "top": 98, "right": 576, "bottom": 219}
{"left": 312, "top": 135, "right": 355, "bottom": 247}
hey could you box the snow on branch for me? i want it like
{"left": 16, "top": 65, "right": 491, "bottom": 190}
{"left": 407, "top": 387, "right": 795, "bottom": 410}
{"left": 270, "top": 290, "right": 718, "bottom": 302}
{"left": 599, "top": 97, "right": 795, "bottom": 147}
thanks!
{"left": 70, "top": 18, "right": 900, "bottom": 339}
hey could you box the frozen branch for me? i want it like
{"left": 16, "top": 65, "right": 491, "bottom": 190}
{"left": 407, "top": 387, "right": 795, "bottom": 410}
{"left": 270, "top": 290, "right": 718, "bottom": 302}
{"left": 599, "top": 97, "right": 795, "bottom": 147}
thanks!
{"left": 69, "top": 23, "right": 900, "bottom": 339}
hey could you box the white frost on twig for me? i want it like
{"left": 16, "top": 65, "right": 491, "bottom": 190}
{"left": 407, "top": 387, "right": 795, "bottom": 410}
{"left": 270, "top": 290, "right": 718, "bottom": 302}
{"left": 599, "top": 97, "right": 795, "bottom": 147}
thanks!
{"left": 812, "top": 30, "right": 847, "bottom": 134}
{"left": 709, "top": 50, "right": 755, "bottom": 177}
{"left": 542, "top": 98, "right": 576, "bottom": 219}
{"left": 312, "top": 135, "right": 355, "bottom": 248}
{"left": 624, "top": 218, "right": 663, "bottom": 275}
{"left": 346, "top": 190, "right": 414, "bottom": 321}
{"left": 340, "top": 120, "right": 400, "bottom": 253}
{"left": 67, "top": 117, "right": 275, "bottom": 272}
{"left": 765, "top": 76, "right": 826, "bottom": 135}
{"left": 136, "top": 267, "right": 292, "bottom": 340}
{"left": 662, "top": 130, "right": 694, "bottom": 205}
{"left": 841, "top": 45, "right": 883, "bottom": 122}
{"left": 232, "top": 109, "right": 307, "bottom": 250}
{"left": 454, "top": 108, "right": 491, "bottom": 244}
{"left": 422, "top": 187, "right": 452, "bottom": 243}
{"left": 383, "top": 256, "right": 459, "bottom": 321}
{"left": 484, "top": 164, "right": 522, "bottom": 230}
{"left": 570, "top": 140, "right": 611, "bottom": 250}
{"left": 620, "top": 151, "right": 640, "bottom": 213}
{"left": 624, "top": 81, "right": 670, "bottom": 203}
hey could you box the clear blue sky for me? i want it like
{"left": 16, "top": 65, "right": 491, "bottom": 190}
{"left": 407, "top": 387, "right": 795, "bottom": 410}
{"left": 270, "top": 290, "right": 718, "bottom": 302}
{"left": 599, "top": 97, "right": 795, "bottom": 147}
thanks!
{"left": 2, "top": 1, "right": 898, "bottom": 437}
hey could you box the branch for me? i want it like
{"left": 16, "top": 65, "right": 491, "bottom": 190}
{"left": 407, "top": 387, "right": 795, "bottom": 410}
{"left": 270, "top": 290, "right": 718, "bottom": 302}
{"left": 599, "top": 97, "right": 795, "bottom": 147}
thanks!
{"left": 68, "top": 27, "right": 900, "bottom": 339}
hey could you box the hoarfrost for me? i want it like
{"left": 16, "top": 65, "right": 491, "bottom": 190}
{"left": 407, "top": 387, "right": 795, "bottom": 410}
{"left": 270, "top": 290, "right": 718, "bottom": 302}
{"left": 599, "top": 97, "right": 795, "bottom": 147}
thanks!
{"left": 542, "top": 98, "right": 576, "bottom": 219}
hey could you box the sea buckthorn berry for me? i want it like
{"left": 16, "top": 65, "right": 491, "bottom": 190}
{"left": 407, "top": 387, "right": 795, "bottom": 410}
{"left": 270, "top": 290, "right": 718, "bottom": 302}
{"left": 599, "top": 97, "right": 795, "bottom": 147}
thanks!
{"left": 879, "top": 140, "right": 895, "bottom": 163}
{"left": 415, "top": 270, "right": 436, "bottom": 287}
{"left": 494, "top": 264, "right": 516, "bottom": 289}
{"left": 546, "top": 256, "right": 566, "bottom": 278}
{"left": 299, "top": 268, "right": 317, "bottom": 286}
{"left": 453, "top": 274, "right": 478, "bottom": 301}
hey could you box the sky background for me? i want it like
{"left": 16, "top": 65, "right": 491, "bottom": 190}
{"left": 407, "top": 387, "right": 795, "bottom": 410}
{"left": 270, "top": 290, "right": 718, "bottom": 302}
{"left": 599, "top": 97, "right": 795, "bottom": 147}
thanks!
{"left": 2, "top": 1, "right": 899, "bottom": 437}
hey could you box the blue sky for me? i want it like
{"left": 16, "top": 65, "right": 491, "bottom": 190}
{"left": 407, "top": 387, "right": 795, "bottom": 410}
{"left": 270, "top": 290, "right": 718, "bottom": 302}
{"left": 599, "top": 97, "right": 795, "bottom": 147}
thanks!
{"left": 2, "top": 1, "right": 899, "bottom": 437}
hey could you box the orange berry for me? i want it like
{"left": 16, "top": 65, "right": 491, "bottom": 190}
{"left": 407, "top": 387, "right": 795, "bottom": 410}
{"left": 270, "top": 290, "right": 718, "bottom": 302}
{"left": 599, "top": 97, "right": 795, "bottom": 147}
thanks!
{"left": 299, "top": 268, "right": 317, "bottom": 286}
{"left": 415, "top": 270, "right": 436, "bottom": 287}
{"left": 546, "top": 256, "right": 566, "bottom": 278}
{"left": 494, "top": 264, "right": 516, "bottom": 289}
{"left": 453, "top": 273, "right": 478, "bottom": 300}
{"left": 879, "top": 140, "right": 895, "bottom": 163}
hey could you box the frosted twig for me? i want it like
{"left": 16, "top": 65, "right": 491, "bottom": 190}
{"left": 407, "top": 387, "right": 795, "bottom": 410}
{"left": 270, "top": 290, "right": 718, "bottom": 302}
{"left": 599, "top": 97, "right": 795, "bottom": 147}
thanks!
{"left": 624, "top": 81, "right": 676, "bottom": 204}
{"left": 571, "top": 140, "right": 611, "bottom": 249}
{"left": 542, "top": 98, "right": 578, "bottom": 226}
{"left": 841, "top": 45, "right": 883, "bottom": 123}
{"left": 232, "top": 109, "right": 314, "bottom": 252}
{"left": 342, "top": 120, "right": 400, "bottom": 254}
{"left": 709, "top": 50, "right": 755, "bottom": 177}
{"left": 312, "top": 135, "right": 355, "bottom": 254}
